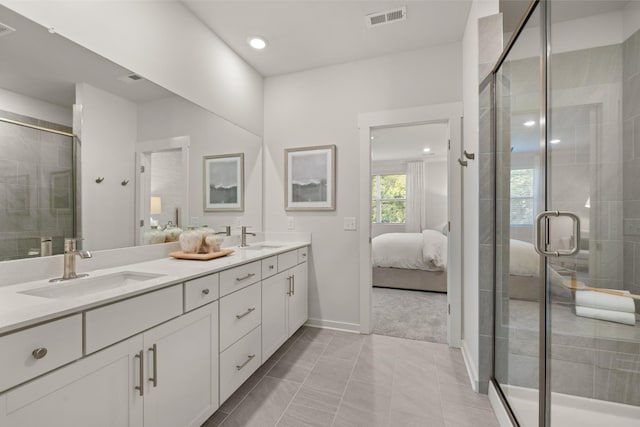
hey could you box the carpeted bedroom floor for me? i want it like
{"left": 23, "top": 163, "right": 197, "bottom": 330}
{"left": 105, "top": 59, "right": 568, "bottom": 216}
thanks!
{"left": 372, "top": 286, "right": 448, "bottom": 344}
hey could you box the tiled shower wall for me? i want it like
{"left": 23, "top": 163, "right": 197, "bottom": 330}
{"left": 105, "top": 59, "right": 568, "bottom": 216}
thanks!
{"left": 623, "top": 27, "right": 640, "bottom": 314}
{"left": 0, "top": 110, "right": 74, "bottom": 260}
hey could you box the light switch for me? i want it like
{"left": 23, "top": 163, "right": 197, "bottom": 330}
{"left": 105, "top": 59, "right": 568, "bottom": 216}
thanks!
{"left": 287, "top": 217, "right": 295, "bottom": 230}
{"left": 344, "top": 217, "right": 357, "bottom": 231}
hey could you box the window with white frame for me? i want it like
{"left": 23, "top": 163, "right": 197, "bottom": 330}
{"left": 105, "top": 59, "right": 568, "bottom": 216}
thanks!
{"left": 371, "top": 174, "right": 406, "bottom": 223}
{"left": 510, "top": 168, "right": 534, "bottom": 226}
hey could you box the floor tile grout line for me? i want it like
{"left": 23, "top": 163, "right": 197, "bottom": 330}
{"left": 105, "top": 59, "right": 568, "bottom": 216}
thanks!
{"left": 328, "top": 334, "right": 367, "bottom": 427}
{"left": 272, "top": 330, "right": 335, "bottom": 426}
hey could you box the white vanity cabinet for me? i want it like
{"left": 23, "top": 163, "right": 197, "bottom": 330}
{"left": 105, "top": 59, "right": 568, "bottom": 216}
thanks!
{"left": 261, "top": 250, "right": 309, "bottom": 361}
{"left": 0, "top": 302, "right": 219, "bottom": 427}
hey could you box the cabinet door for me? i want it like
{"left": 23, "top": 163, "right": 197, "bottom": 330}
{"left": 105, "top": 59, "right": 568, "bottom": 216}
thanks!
{"left": 262, "top": 271, "right": 289, "bottom": 361}
{"left": 0, "top": 335, "right": 144, "bottom": 427}
{"left": 143, "top": 302, "right": 219, "bottom": 427}
{"left": 288, "top": 262, "right": 308, "bottom": 335}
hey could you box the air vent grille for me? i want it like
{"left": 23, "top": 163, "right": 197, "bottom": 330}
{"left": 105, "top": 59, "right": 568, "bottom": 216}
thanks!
{"left": 366, "top": 7, "right": 407, "bottom": 28}
{"left": 0, "top": 23, "right": 16, "bottom": 38}
{"left": 118, "top": 73, "right": 144, "bottom": 84}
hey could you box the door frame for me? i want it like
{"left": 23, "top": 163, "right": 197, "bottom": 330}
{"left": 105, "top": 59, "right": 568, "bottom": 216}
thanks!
{"left": 357, "top": 102, "right": 463, "bottom": 346}
{"left": 135, "top": 136, "right": 190, "bottom": 245}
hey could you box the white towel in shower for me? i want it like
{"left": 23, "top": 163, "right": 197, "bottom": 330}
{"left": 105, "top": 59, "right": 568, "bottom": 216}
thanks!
{"left": 575, "top": 306, "right": 636, "bottom": 326}
{"left": 574, "top": 289, "right": 635, "bottom": 313}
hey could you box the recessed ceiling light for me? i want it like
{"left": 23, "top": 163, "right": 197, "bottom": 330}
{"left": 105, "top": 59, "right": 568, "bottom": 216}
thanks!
{"left": 423, "top": 147, "right": 431, "bottom": 153}
{"left": 370, "top": 136, "right": 375, "bottom": 140}
{"left": 550, "top": 139, "right": 561, "bottom": 144}
{"left": 523, "top": 120, "right": 536, "bottom": 127}
{"left": 248, "top": 36, "right": 267, "bottom": 50}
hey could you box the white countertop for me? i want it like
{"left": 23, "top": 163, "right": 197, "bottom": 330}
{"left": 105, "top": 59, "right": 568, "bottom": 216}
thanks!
{"left": 0, "top": 241, "right": 308, "bottom": 336}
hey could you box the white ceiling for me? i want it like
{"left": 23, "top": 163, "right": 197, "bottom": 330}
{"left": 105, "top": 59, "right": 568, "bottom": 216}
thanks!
{"left": 182, "top": 0, "right": 473, "bottom": 77}
{"left": 371, "top": 122, "right": 448, "bottom": 162}
{"left": 0, "top": 5, "right": 173, "bottom": 108}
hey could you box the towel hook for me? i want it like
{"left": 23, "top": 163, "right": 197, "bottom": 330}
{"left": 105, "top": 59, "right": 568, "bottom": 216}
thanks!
{"left": 95, "top": 177, "right": 105, "bottom": 183}
{"left": 463, "top": 150, "right": 475, "bottom": 160}
{"left": 458, "top": 158, "right": 468, "bottom": 167}
{"left": 121, "top": 180, "right": 129, "bottom": 186}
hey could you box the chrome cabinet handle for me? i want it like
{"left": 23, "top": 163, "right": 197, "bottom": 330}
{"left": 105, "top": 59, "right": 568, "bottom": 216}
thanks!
{"left": 286, "top": 276, "right": 292, "bottom": 296}
{"left": 291, "top": 275, "right": 295, "bottom": 296}
{"left": 534, "top": 211, "right": 581, "bottom": 257}
{"left": 235, "top": 273, "right": 256, "bottom": 282}
{"left": 148, "top": 344, "right": 158, "bottom": 387}
{"left": 32, "top": 348, "right": 48, "bottom": 359}
{"left": 135, "top": 350, "right": 144, "bottom": 396}
{"left": 236, "top": 307, "right": 256, "bottom": 319}
{"left": 236, "top": 354, "right": 256, "bottom": 371}
{"left": 201, "top": 288, "right": 210, "bottom": 295}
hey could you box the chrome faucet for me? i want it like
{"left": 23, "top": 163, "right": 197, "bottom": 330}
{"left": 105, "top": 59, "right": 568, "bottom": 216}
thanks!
{"left": 240, "top": 226, "right": 256, "bottom": 247}
{"left": 50, "top": 238, "right": 92, "bottom": 282}
{"left": 216, "top": 225, "right": 232, "bottom": 236}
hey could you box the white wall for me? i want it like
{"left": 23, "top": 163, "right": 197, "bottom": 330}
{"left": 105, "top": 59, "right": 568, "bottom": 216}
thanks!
{"left": 461, "top": 0, "right": 500, "bottom": 389}
{"left": 0, "top": 87, "right": 71, "bottom": 126}
{"left": 425, "top": 160, "right": 448, "bottom": 229}
{"left": 76, "top": 83, "right": 137, "bottom": 250}
{"left": 264, "top": 44, "right": 462, "bottom": 330}
{"left": 137, "top": 96, "right": 263, "bottom": 232}
{"left": 2, "top": 0, "right": 264, "bottom": 136}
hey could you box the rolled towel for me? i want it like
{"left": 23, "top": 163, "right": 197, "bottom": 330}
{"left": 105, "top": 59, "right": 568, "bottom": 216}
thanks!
{"left": 575, "top": 306, "right": 636, "bottom": 326}
{"left": 575, "top": 289, "right": 635, "bottom": 313}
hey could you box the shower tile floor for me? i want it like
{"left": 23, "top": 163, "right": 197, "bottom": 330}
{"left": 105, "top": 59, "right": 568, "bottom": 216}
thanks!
{"left": 202, "top": 327, "right": 499, "bottom": 427}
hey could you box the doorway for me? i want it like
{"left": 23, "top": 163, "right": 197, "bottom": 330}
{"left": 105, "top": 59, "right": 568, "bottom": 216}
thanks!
{"left": 358, "top": 102, "right": 463, "bottom": 347}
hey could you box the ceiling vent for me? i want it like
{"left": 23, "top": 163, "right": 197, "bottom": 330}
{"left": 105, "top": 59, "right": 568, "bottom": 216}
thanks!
{"left": 366, "top": 6, "right": 407, "bottom": 28}
{"left": 0, "top": 23, "right": 16, "bottom": 38}
{"left": 118, "top": 73, "right": 144, "bottom": 84}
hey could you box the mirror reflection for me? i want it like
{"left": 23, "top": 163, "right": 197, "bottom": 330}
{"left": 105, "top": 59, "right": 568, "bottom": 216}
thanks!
{"left": 0, "top": 5, "right": 262, "bottom": 260}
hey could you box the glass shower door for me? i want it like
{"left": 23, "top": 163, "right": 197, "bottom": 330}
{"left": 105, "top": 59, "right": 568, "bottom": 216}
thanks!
{"left": 493, "top": 4, "right": 543, "bottom": 426}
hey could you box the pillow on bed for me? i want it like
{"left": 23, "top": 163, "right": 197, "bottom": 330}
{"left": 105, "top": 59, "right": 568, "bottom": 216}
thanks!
{"left": 509, "top": 239, "right": 539, "bottom": 277}
{"left": 422, "top": 229, "right": 447, "bottom": 270}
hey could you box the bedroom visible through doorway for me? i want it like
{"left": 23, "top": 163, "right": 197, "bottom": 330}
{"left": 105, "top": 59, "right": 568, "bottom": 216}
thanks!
{"left": 370, "top": 122, "right": 449, "bottom": 343}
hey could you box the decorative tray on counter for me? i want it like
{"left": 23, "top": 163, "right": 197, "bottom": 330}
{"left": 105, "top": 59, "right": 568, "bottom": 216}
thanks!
{"left": 169, "top": 249, "right": 235, "bottom": 260}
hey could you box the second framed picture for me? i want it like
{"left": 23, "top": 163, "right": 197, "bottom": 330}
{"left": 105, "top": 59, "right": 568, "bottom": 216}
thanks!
{"left": 203, "top": 153, "right": 244, "bottom": 212}
{"left": 285, "top": 145, "right": 336, "bottom": 211}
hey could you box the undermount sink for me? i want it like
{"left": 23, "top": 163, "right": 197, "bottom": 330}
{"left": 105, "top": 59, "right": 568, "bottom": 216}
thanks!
{"left": 20, "top": 271, "right": 166, "bottom": 299}
{"left": 239, "top": 244, "right": 283, "bottom": 251}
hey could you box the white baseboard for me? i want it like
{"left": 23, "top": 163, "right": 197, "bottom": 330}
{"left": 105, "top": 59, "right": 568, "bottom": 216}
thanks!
{"left": 489, "top": 381, "right": 516, "bottom": 427}
{"left": 460, "top": 340, "right": 480, "bottom": 392}
{"left": 305, "top": 318, "right": 360, "bottom": 333}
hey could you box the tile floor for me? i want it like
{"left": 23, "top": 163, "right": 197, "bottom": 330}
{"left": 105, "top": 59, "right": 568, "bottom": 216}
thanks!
{"left": 202, "top": 327, "right": 499, "bottom": 427}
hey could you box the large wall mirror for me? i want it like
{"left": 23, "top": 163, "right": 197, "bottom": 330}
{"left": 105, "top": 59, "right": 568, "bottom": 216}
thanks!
{"left": 0, "top": 5, "right": 262, "bottom": 260}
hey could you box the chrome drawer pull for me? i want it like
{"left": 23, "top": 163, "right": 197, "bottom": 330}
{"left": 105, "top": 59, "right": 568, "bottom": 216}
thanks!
{"left": 302, "top": 253, "right": 307, "bottom": 257}
{"left": 236, "top": 354, "right": 256, "bottom": 371}
{"left": 135, "top": 350, "right": 144, "bottom": 396}
{"left": 201, "top": 288, "right": 210, "bottom": 295}
{"left": 235, "top": 273, "right": 256, "bottom": 282}
{"left": 236, "top": 307, "right": 256, "bottom": 319}
{"left": 269, "top": 265, "right": 274, "bottom": 270}
{"left": 32, "top": 348, "right": 48, "bottom": 360}
{"left": 149, "top": 344, "right": 158, "bottom": 387}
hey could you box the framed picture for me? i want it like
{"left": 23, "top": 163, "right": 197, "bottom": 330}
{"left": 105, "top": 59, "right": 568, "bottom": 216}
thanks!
{"left": 4, "top": 174, "right": 30, "bottom": 215}
{"left": 203, "top": 153, "right": 244, "bottom": 211}
{"left": 285, "top": 145, "right": 336, "bottom": 211}
{"left": 50, "top": 170, "right": 72, "bottom": 213}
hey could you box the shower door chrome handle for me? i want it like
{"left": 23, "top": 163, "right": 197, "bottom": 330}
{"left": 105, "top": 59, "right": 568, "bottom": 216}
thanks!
{"left": 534, "top": 211, "right": 581, "bottom": 257}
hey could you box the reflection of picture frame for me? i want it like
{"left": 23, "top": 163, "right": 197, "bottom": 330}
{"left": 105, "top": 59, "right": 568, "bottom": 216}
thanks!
{"left": 203, "top": 153, "right": 244, "bottom": 212}
{"left": 50, "top": 170, "right": 72, "bottom": 212}
{"left": 285, "top": 145, "right": 336, "bottom": 211}
{"left": 5, "top": 174, "right": 30, "bottom": 215}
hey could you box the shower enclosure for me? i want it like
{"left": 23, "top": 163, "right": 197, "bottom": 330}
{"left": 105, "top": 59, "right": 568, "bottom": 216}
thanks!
{"left": 0, "top": 113, "right": 77, "bottom": 260}
{"left": 490, "top": 1, "right": 640, "bottom": 426}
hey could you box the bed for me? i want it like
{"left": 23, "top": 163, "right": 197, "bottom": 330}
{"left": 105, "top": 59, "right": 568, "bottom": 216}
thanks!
{"left": 372, "top": 230, "right": 564, "bottom": 299}
{"left": 372, "top": 230, "right": 448, "bottom": 293}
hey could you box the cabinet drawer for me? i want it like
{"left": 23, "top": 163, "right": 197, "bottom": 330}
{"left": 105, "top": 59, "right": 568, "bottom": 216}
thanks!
{"left": 184, "top": 273, "right": 219, "bottom": 312}
{"left": 85, "top": 284, "right": 183, "bottom": 354}
{"left": 219, "top": 282, "right": 261, "bottom": 351}
{"left": 262, "top": 256, "right": 278, "bottom": 279}
{"left": 0, "top": 315, "right": 82, "bottom": 392}
{"left": 277, "top": 250, "right": 298, "bottom": 272}
{"left": 219, "top": 261, "right": 261, "bottom": 297}
{"left": 298, "top": 247, "right": 308, "bottom": 263}
{"left": 219, "top": 326, "right": 261, "bottom": 403}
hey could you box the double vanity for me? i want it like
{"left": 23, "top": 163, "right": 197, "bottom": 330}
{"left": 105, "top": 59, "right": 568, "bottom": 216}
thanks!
{"left": 0, "top": 239, "right": 310, "bottom": 427}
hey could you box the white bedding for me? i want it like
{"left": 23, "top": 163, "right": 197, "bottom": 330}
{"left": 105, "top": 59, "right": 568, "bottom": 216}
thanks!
{"left": 372, "top": 231, "right": 446, "bottom": 271}
{"left": 373, "top": 231, "right": 540, "bottom": 277}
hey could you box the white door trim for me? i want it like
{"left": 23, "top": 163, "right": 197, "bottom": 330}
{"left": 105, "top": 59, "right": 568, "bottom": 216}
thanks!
{"left": 357, "top": 102, "right": 463, "bottom": 347}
